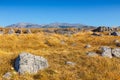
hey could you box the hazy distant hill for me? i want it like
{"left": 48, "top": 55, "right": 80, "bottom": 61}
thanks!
{"left": 6, "top": 22, "right": 95, "bottom": 28}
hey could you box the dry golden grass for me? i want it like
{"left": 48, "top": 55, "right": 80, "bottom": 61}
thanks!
{"left": 0, "top": 28, "right": 120, "bottom": 80}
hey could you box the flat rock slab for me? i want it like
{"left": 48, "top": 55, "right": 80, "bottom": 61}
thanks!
{"left": 14, "top": 52, "right": 49, "bottom": 74}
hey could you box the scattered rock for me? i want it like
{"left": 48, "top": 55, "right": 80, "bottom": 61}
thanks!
{"left": 15, "top": 29, "right": 22, "bottom": 34}
{"left": 24, "top": 29, "right": 32, "bottom": 34}
{"left": 85, "top": 44, "right": 91, "bottom": 48}
{"left": 14, "top": 52, "right": 49, "bottom": 74}
{"left": 8, "top": 28, "right": 15, "bottom": 34}
{"left": 87, "top": 52, "right": 98, "bottom": 57}
{"left": 66, "top": 61, "right": 76, "bottom": 66}
{"left": 100, "top": 46, "right": 112, "bottom": 58}
{"left": 116, "top": 43, "right": 120, "bottom": 47}
{"left": 114, "top": 40, "right": 119, "bottom": 43}
{"left": 111, "top": 32, "right": 120, "bottom": 36}
{"left": 3, "top": 72, "right": 12, "bottom": 79}
{"left": 0, "top": 30, "right": 4, "bottom": 34}
{"left": 92, "top": 32, "right": 102, "bottom": 36}
{"left": 112, "top": 48, "right": 120, "bottom": 58}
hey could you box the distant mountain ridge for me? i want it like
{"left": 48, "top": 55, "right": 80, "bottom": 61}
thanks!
{"left": 6, "top": 22, "right": 95, "bottom": 28}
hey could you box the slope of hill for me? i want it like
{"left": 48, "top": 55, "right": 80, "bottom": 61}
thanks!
{"left": 6, "top": 22, "right": 95, "bottom": 28}
{"left": 0, "top": 29, "right": 120, "bottom": 80}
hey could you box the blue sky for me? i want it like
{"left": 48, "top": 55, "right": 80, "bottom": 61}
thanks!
{"left": 0, "top": 0, "right": 120, "bottom": 26}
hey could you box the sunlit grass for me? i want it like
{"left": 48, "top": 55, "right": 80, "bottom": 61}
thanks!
{"left": 0, "top": 28, "right": 120, "bottom": 80}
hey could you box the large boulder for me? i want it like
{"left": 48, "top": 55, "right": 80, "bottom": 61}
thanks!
{"left": 14, "top": 52, "right": 49, "bottom": 74}
{"left": 100, "top": 46, "right": 112, "bottom": 58}
{"left": 112, "top": 48, "right": 120, "bottom": 58}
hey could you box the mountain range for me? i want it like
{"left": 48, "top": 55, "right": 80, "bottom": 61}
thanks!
{"left": 6, "top": 22, "right": 95, "bottom": 28}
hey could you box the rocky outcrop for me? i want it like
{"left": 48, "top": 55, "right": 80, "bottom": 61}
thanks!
{"left": 14, "top": 52, "right": 49, "bottom": 74}
{"left": 93, "top": 26, "right": 118, "bottom": 32}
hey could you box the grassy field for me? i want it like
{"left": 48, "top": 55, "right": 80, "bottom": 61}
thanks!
{"left": 0, "top": 28, "right": 120, "bottom": 80}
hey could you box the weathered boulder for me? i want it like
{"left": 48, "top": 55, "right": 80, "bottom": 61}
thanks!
{"left": 100, "top": 46, "right": 112, "bottom": 58}
{"left": 112, "top": 48, "right": 120, "bottom": 58}
{"left": 14, "top": 52, "right": 49, "bottom": 74}
{"left": 111, "top": 32, "right": 120, "bottom": 36}
{"left": 87, "top": 52, "right": 98, "bottom": 57}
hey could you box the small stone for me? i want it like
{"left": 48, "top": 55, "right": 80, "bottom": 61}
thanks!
{"left": 114, "top": 40, "right": 119, "bottom": 43}
{"left": 66, "top": 61, "right": 76, "bottom": 66}
{"left": 3, "top": 72, "right": 12, "bottom": 79}
{"left": 87, "top": 52, "right": 98, "bottom": 57}
{"left": 85, "top": 44, "right": 91, "bottom": 48}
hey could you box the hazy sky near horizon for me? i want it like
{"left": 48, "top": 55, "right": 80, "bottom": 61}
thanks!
{"left": 0, "top": 0, "right": 120, "bottom": 26}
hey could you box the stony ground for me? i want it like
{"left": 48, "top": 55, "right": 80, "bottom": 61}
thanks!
{"left": 0, "top": 28, "right": 120, "bottom": 80}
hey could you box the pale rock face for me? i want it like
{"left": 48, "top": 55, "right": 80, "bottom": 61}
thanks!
{"left": 14, "top": 52, "right": 49, "bottom": 74}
